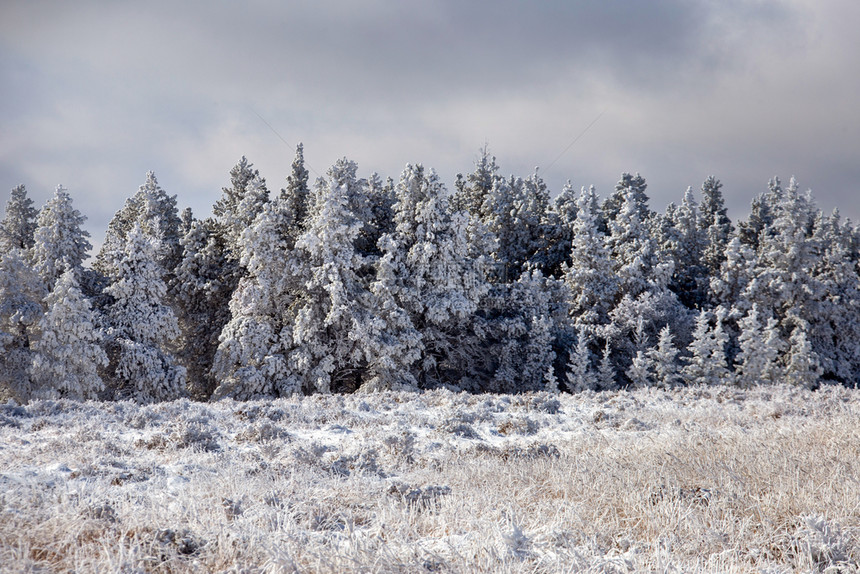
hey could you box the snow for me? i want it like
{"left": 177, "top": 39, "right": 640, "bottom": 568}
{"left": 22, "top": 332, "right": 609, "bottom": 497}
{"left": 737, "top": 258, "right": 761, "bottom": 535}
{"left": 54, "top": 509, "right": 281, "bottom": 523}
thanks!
{"left": 3, "top": 384, "right": 860, "bottom": 571}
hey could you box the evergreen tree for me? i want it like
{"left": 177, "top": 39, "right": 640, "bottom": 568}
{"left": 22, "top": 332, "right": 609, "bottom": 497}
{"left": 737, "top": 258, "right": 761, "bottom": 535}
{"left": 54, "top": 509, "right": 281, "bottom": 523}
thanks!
{"left": 280, "top": 143, "right": 311, "bottom": 238}
{"left": 602, "top": 172, "right": 650, "bottom": 228}
{"left": 104, "top": 224, "right": 185, "bottom": 403}
{"left": 173, "top": 217, "right": 237, "bottom": 398}
{"left": 682, "top": 308, "right": 729, "bottom": 385}
{"left": 564, "top": 186, "right": 618, "bottom": 338}
{"left": 210, "top": 195, "right": 293, "bottom": 400}
{"left": 0, "top": 184, "right": 38, "bottom": 252}
{"left": 452, "top": 145, "right": 500, "bottom": 217}
{"left": 374, "top": 164, "right": 487, "bottom": 389}
{"left": 284, "top": 158, "right": 398, "bottom": 394}
{"left": 647, "top": 325, "right": 681, "bottom": 388}
{"left": 596, "top": 339, "right": 617, "bottom": 391}
{"left": 30, "top": 185, "right": 92, "bottom": 289}
{"left": 95, "top": 172, "right": 182, "bottom": 280}
{"left": 481, "top": 270, "right": 566, "bottom": 393}
{"left": 699, "top": 176, "right": 734, "bottom": 275}
{"left": 607, "top": 182, "right": 671, "bottom": 297}
{"left": 784, "top": 323, "right": 820, "bottom": 389}
{"left": 734, "top": 304, "right": 783, "bottom": 388}
{"left": 566, "top": 334, "right": 597, "bottom": 392}
{"left": 30, "top": 270, "right": 107, "bottom": 400}
{"left": 213, "top": 157, "right": 270, "bottom": 257}
{"left": 669, "top": 187, "right": 709, "bottom": 308}
{"left": 0, "top": 249, "right": 43, "bottom": 400}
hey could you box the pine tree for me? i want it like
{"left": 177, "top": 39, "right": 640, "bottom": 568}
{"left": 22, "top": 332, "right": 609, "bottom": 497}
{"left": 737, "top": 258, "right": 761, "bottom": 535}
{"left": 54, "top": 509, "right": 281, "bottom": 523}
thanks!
{"left": 608, "top": 182, "right": 670, "bottom": 297}
{"left": 95, "top": 172, "right": 183, "bottom": 280}
{"left": 734, "top": 305, "right": 782, "bottom": 388}
{"left": 627, "top": 350, "right": 654, "bottom": 388}
{"left": 699, "top": 176, "right": 734, "bottom": 275}
{"left": 173, "top": 217, "right": 237, "bottom": 398}
{"left": 0, "top": 249, "right": 44, "bottom": 400}
{"left": 597, "top": 339, "right": 617, "bottom": 391}
{"left": 602, "top": 172, "right": 650, "bottom": 228}
{"left": 280, "top": 144, "right": 311, "bottom": 238}
{"left": 682, "top": 308, "right": 729, "bottom": 385}
{"left": 566, "top": 334, "right": 597, "bottom": 392}
{"left": 30, "top": 185, "right": 92, "bottom": 289}
{"left": 373, "top": 164, "right": 487, "bottom": 389}
{"left": 564, "top": 186, "right": 618, "bottom": 337}
{"left": 784, "top": 323, "right": 820, "bottom": 389}
{"left": 104, "top": 224, "right": 185, "bottom": 403}
{"left": 210, "top": 194, "right": 293, "bottom": 400}
{"left": 284, "top": 158, "right": 393, "bottom": 394}
{"left": 30, "top": 270, "right": 108, "bottom": 400}
{"left": 669, "top": 187, "right": 708, "bottom": 308}
{"left": 451, "top": 145, "right": 500, "bottom": 217}
{"left": 648, "top": 325, "right": 681, "bottom": 388}
{"left": 482, "top": 270, "right": 565, "bottom": 393}
{"left": 0, "top": 184, "right": 38, "bottom": 252}
{"left": 213, "top": 157, "right": 270, "bottom": 257}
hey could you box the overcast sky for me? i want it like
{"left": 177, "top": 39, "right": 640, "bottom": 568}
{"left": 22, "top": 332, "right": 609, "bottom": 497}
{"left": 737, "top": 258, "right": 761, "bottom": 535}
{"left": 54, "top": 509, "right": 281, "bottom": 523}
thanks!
{"left": 2, "top": 0, "right": 859, "bottom": 249}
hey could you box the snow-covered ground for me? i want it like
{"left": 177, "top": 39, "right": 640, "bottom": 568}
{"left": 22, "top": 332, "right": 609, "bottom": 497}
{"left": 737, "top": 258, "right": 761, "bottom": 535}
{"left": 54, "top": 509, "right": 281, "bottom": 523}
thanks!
{"left": 2, "top": 384, "right": 859, "bottom": 573}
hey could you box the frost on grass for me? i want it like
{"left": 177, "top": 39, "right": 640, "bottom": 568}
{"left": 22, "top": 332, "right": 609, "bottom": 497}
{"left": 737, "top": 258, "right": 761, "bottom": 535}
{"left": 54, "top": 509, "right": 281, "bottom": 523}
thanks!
{"left": 2, "top": 384, "right": 860, "bottom": 572}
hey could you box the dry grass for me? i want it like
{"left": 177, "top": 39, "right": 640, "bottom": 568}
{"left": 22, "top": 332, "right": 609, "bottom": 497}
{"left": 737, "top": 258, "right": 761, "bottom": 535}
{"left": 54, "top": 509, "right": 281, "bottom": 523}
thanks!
{"left": 1, "top": 384, "right": 859, "bottom": 572}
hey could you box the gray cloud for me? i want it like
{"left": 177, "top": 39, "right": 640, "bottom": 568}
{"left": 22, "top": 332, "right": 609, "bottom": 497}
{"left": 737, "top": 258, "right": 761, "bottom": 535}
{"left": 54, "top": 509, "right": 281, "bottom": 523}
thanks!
{"left": 2, "top": 0, "right": 858, "bottom": 250}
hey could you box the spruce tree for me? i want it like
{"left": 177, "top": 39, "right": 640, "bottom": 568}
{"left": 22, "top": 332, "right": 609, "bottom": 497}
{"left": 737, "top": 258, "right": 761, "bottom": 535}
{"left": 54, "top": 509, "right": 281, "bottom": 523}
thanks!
{"left": 699, "top": 176, "right": 734, "bottom": 275}
{"left": 0, "top": 249, "right": 43, "bottom": 400}
{"left": 648, "top": 325, "right": 681, "bottom": 388}
{"left": 0, "top": 184, "right": 38, "bottom": 252}
{"left": 30, "top": 270, "right": 108, "bottom": 400}
{"left": 104, "top": 224, "right": 185, "bottom": 403}
{"left": 373, "top": 164, "right": 487, "bottom": 389}
{"left": 30, "top": 185, "right": 92, "bottom": 289}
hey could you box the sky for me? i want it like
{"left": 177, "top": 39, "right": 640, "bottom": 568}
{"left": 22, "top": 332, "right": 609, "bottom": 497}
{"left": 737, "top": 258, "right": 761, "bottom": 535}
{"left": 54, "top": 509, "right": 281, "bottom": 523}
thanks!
{"left": 2, "top": 0, "right": 860, "bottom": 251}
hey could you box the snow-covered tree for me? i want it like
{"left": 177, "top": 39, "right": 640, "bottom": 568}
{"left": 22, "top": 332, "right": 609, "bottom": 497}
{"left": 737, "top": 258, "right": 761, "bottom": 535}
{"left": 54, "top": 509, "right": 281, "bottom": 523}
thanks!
{"left": 478, "top": 270, "right": 568, "bottom": 393}
{"left": 279, "top": 144, "right": 311, "bottom": 238}
{"left": 104, "top": 224, "right": 185, "bottom": 403}
{"left": 373, "top": 164, "right": 488, "bottom": 389}
{"left": 784, "top": 323, "right": 820, "bottom": 389}
{"left": 0, "top": 249, "right": 43, "bottom": 400}
{"left": 668, "top": 187, "right": 709, "bottom": 308}
{"left": 564, "top": 186, "right": 618, "bottom": 338}
{"left": 602, "top": 172, "right": 650, "bottom": 228}
{"left": 596, "top": 339, "right": 617, "bottom": 391}
{"left": 30, "top": 185, "right": 91, "bottom": 289}
{"left": 452, "top": 145, "right": 501, "bottom": 217}
{"left": 213, "top": 157, "right": 270, "bottom": 256}
{"left": 699, "top": 176, "right": 734, "bottom": 276}
{"left": 733, "top": 304, "right": 783, "bottom": 388}
{"left": 566, "top": 334, "right": 597, "bottom": 392}
{"left": 210, "top": 191, "right": 294, "bottom": 400}
{"left": 95, "top": 172, "right": 182, "bottom": 280}
{"left": 172, "top": 217, "right": 237, "bottom": 398}
{"left": 647, "top": 325, "right": 681, "bottom": 388}
{"left": 0, "top": 184, "right": 38, "bottom": 252}
{"left": 682, "top": 308, "right": 730, "bottom": 385}
{"left": 608, "top": 181, "right": 671, "bottom": 297}
{"left": 710, "top": 237, "right": 756, "bottom": 311}
{"left": 284, "top": 158, "right": 402, "bottom": 394}
{"left": 30, "top": 270, "right": 107, "bottom": 400}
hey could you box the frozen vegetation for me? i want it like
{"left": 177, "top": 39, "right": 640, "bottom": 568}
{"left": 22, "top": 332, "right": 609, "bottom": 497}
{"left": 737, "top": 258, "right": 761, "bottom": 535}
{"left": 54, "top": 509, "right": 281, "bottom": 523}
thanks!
{"left": 2, "top": 384, "right": 860, "bottom": 572}
{"left": 2, "top": 146, "right": 859, "bottom": 401}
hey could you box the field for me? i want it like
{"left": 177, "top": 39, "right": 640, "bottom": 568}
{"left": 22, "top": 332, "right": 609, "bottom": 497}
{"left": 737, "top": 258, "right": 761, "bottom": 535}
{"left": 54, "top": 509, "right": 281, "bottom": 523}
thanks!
{"left": 1, "top": 384, "right": 859, "bottom": 573}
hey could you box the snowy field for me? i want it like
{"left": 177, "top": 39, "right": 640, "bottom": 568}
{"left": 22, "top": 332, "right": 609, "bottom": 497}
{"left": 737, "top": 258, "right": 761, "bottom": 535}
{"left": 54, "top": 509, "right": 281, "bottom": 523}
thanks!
{"left": 1, "top": 385, "right": 859, "bottom": 573}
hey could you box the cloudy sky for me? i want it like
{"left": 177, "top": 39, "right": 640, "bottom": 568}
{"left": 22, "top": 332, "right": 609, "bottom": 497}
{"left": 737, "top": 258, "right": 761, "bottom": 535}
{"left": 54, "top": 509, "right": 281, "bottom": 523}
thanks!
{"left": 2, "top": 0, "right": 859, "bottom": 247}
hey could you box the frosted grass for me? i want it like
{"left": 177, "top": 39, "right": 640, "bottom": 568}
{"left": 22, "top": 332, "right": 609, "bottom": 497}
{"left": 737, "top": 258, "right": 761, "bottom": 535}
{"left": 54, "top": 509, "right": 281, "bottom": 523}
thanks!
{"left": 1, "top": 384, "right": 859, "bottom": 572}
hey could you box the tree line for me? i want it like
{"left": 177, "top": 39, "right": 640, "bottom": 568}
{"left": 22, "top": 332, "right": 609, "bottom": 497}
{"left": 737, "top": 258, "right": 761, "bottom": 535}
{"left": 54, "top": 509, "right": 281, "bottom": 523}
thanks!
{"left": 2, "top": 145, "right": 858, "bottom": 403}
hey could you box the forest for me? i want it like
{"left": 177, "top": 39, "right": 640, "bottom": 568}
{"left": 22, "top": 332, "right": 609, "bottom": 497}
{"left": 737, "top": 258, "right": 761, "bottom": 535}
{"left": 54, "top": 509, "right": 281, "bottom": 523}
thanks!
{"left": 2, "top": 145, "right": 858, "bottom": 403}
